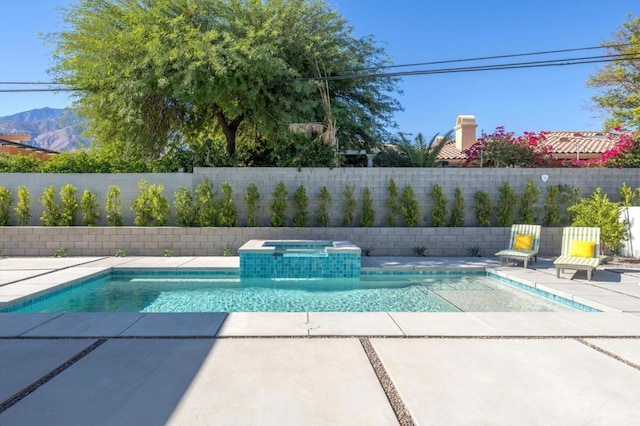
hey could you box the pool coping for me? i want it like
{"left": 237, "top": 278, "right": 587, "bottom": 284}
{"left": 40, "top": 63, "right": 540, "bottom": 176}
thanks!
{"left": 1, "top": 256, "right": 640, "bottom": 338}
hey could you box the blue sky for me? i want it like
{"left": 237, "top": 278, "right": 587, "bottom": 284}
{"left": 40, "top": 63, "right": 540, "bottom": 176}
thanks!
{"left": 0, "top": 0, "right": 637, "bottom": 138}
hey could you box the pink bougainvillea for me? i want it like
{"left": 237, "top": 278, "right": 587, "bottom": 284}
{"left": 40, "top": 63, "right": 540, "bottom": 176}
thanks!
{"left": 463, "top": 126, "right": 557, "bottom": 167}
{"left": 561, "top": 130, "right": 639, "bottom": 168}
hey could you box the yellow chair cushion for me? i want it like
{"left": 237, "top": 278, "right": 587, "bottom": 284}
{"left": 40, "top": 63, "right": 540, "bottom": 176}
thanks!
{"left": 569, "top": 240, "right": 596, "bottom": 258}
{"left": 512, "top": 234, "right": 534, "bottom": 251}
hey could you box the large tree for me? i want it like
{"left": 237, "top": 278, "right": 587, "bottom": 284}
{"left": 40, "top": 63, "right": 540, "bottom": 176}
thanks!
{"left": 50, "top": 0, "right": 401, "bottom": 163}
{"left": 587, "top": 15, "right": 640, "bottom": 131}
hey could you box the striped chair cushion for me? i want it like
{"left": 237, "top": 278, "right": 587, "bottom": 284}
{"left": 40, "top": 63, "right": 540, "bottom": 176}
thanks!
{"left": 553, "top": 255, "right": 600, "bottom": 268}
{"left": 495, "top": 249, "right": 537, "bottom": 258}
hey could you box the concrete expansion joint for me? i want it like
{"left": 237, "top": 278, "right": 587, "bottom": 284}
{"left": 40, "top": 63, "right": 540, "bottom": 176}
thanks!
{"left": 587, "top": 282, "right": 640, "bottom": 300}
{"left": 576, "top": 338, "right": 640, "bottom": 371}
{"left": 359, "top": 337, "right": 415, "bottom": 426}
{"left": 302, "top": 322, "right": 320, "bottom": 331}
{"left": 0, "top": 257, "right": 109, "bottom": 288}
{"left": 0, "top": 338, "right": 107, "bottom": 414}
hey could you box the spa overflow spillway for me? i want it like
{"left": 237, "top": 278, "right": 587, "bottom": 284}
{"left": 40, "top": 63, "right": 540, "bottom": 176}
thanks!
{"left": 238, "top": 240, "right": 362, "bottom": 279}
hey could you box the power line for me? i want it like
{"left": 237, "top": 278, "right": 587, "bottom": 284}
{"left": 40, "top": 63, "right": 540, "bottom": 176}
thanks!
{"left": 1, "top": 46, "right": 637, "bottom": 92}
{"left": 0, "top": 88, "right": 82, "bottom": 92}
{"left": 292, "top": 53, "right": 639, "bottom": 82}
{"left": 353, "top": 43, "right": 635, "bottom": 73}
{"left": 0, "top": 82, "right": 66, "bottom": 85}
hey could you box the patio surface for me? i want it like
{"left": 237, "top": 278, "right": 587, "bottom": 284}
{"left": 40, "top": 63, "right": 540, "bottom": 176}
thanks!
{"left": 1, "top": 256, "right": 640, "bottom": 425}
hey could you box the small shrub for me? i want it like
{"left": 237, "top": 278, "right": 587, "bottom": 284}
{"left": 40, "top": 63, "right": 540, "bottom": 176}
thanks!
{"left": 413, "top": 245, "right": 427, "bottom": 256}
{"left": 385, "top": 178, "right": 400, "bottom": 226}
{"left": 105, "top": 185, "right": 123, "bottom": 226}
{"left": 292, "top": 185, "right": 309, "bottom": 227}
{"left": 619, "top": 182, "right": 640, "bottom": 207}
{"left": 496, "top": 182, "right": 518, "bottom": 227}
{"left": 217, "top": 181, "right": 238, "bottom": 227}
{"left": 222, "top": 246, "right": 232, "bottom": 256}
{"left": 561, "top": 185, "right": 581, "bottom": 224}
{"left": 467, "top": 244, "right": 482, "bottom": 257}
{"left": 361, "top": 247, "right": 374, "bottom": 256}
{"left": 474, "top": 191, "right": 492, "bottom": 227}
{"left": 269, "top": 182, "right": 288, "bottom": 227}
{"left": 244, "top": 183, "right": 262, "bottom": 227}
{"left": 53, "top": 247, "right": 69, "bottom": 257}
{"left": 131, "top": 181, "right": 153, "bottom": 226}
{"left": 80, "top": 189, "right": 100, "bottom": 226}
{"left": 115, "top": 249, "right": 127, "bottom": 257}
{"left": 360, "top": 187, "right": 375, "bottom": 227}
{"left": 59, "top": 184, "right": 79, "bottom": 226}
{"left": 400, "top": 184, "right": 419, "bottom": 227}
{"left": 449, "top": 188, "right": 465, "bottom": 227}
{"left": 174, "top": 187, "right": 197, "bottom": 227}
{"left": 40, "top": 185, "right": 61, "bottom": 226}
{"left": 0, "top": 186, "right": 13, "bottom": 226}
{"left": 131, "top": 179, "right": 170, "bottom": 226}
{"left": 15, "top": 185, "right": 31, "bottom": 226}
{"left": 164, "top": 249, "right": 174, "bottom": 257}
{"left": 341, "top": 184, "right": 356, "bottom": 226}
{"left": 568, "top": 187, "right": 627, "bottom": 254}
{"left": 195, "top": 177, "right": 217, "bottom": 226}
{"left": 517, "top": 179, "right": 540, "bottom": 224}
{"left": 543, "top": 185, "right": 562, "bottom": 226}
{"left": 316, "top": 186, "right": 332, "bottom": 227}
{"left": 149, "top": 184, "right": 170, "bottom": 226}
{"left": 544, "top": 184, "right": 580, "bottom": 226}
{"left": 429, "top": 184, "right": 448, "bottom": 227}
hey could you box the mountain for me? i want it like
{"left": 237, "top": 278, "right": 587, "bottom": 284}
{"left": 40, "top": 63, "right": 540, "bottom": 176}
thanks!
{"left": 0, "top": 107, "right": 89, "bottom": 152}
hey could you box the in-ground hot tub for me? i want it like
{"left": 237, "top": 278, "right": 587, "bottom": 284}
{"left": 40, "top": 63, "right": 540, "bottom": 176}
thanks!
{"left": 238, "top": 240, "right": 362, "bottom": 279}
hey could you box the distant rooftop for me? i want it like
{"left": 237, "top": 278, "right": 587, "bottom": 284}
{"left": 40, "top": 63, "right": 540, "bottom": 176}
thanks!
{"left": 434, "top": 116, "right": 621, "bottom": 165}
{"left": 0, "top": 135, "right": 60, "bottom": 159}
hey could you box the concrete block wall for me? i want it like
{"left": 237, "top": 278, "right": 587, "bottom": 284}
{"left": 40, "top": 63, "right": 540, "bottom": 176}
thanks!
{"left": 0, "top": 173, "right": 193, "bottom": 226}
{"left": 194, "top": 167, "right": 639, "bottom": 227}
{"left": 0, "top": 226, "right": 564, "bottom": 257}
{"left": 0, "top": 168, "right": 637, "bottom": 227}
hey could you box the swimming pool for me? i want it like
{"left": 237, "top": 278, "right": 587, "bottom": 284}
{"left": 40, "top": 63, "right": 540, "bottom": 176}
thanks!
{"left": 2, "top": 270, "right": 596, "bottom": 313}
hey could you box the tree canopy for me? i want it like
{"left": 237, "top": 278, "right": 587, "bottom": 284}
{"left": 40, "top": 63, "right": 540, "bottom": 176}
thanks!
{"left": 587, "top": 15, "right": 640, "bottom": 131}
{"left": 50, "top": 0, "right": 401, "bottom": 165}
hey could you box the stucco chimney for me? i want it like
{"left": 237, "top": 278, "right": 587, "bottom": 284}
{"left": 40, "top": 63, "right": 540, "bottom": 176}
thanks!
{"left": 454, "top": 115, "right": 477, "bottom": 151}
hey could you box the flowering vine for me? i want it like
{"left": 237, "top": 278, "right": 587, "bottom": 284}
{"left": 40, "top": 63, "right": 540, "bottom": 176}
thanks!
{"left": 562, "top": 130, "right": 639, "bottom": 168}
{"left": 463, "top": 126, "right": 557, "bottom": 167}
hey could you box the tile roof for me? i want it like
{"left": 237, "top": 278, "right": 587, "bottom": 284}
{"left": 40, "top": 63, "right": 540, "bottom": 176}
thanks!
{"left": 541, "top": 131, "right": 615, "bottom": 154}
{"left": 436, "top": 141, "right": 467, "bottom": 160}
{"left": 0, "top": 138, "right": 60, "bottom": 155}
{"left": 436, "top": 131, "right": 619, "bottom": 161}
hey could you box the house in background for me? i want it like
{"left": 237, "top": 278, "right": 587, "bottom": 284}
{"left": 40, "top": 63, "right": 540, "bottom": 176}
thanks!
{"left": 436, "top": 115, "right": 619, "bottom": 166}
{"left": 0, "top": 135, "right": 59, "bottom": 161}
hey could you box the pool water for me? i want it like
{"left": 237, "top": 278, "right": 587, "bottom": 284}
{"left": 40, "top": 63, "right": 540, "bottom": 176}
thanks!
{"left": 5, "top": 272, "right": 589, "bottom": 313}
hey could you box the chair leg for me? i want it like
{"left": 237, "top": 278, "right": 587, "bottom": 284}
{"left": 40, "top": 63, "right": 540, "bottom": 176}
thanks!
{"left": 556, "top": 267, "right": 560, "bottom": 278}
{"left": 524, "top": 259, "right": 529, "bottom": 268}
{"left": 587, "top": 269, "right": 592, "bottom": 281}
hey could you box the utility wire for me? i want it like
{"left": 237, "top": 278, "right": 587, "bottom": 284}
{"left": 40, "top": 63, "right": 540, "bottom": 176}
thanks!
{"left": 0, "top": 82, "right": 66, "bottom": 85}
{"left": 1, "top": 46, "right": 637, "bottom": 92}
{"left": 292, "top": 53, "right": 639, "bottom": 82}
{"left": 353, "top": 43, "right": 635, "bottom": 73}
{"left": 0, "top": 88, "right": 82, "bottom": 92}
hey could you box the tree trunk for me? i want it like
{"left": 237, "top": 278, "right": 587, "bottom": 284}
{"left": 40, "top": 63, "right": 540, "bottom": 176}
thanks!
{"left": 212, "top": 103, "right": 244, "bottom": 157}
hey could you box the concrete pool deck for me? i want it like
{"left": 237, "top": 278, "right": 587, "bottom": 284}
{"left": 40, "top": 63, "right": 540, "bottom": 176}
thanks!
{"left": 1, "top": 256, "right": 640, "bottom": 424}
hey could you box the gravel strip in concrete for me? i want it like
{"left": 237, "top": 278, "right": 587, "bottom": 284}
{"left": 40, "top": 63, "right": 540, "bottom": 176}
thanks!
{"left": 360, "top": 337, "right": 414, "bottom": 426}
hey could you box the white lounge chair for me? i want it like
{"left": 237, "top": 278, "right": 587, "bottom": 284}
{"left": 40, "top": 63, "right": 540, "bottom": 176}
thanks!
{"left": 495, "top": 224, "right": 541, "bottom": 268}
{"left": 553, "top": 227, "right": 601, "bottom": 281}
